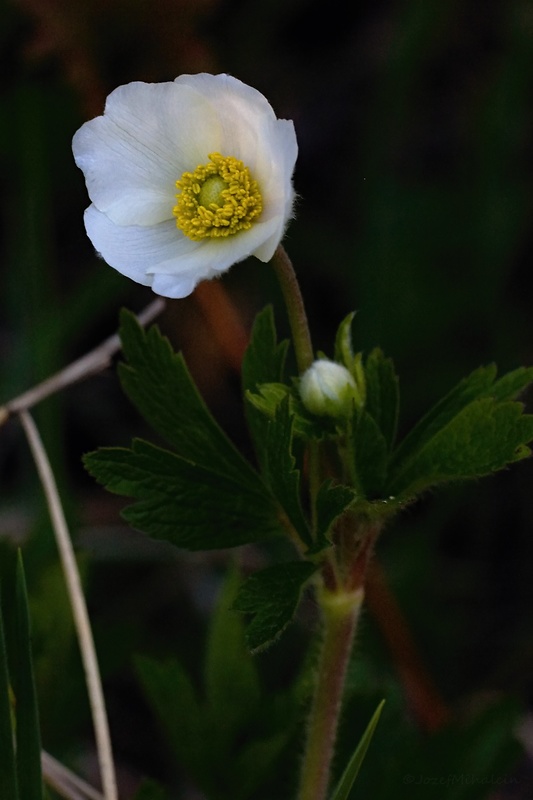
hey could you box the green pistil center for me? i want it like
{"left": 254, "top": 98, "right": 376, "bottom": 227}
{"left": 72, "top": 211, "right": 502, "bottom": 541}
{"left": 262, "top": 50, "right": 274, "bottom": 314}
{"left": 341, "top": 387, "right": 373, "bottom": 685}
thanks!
{"left": 198, "top": 175, "right": 227, "bottom": 208}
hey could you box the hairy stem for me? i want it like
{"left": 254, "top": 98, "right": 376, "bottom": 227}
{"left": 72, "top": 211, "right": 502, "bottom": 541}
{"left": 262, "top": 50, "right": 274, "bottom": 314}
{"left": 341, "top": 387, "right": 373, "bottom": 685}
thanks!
{"left": 271, "top": 245, "right": 314, "bottom": 374}
{"left": 298, "top": 586, "right": 364, "bottom": 800}
{"left": 20, "top": 411, "right": 118, "bottom": 800}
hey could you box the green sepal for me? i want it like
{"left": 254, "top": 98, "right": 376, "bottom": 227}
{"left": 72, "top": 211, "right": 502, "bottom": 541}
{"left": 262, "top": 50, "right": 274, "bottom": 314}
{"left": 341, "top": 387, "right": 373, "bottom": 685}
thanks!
{"left": 329, "top": 700, "right": 385, "bottom": 800}
{"left": 334, "top": 312, "right": 356, "bottom": 369}
{"left": 233, "top": 562, "right": 317, "bottom": 653}
{"left": 84, "top": 439, "right": 282, "bottom": 550}
{"left": 334, "top": 313, "right": 366, "bottom": 403}
{"left": 364, "top": 348, "right": 399, "bottom": 451}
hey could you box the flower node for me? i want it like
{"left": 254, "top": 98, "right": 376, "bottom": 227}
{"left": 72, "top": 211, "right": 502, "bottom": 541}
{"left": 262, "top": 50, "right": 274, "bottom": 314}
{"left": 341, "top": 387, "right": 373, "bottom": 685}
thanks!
{"left": 174, "top": 153, "right": 263, "bottom": 241}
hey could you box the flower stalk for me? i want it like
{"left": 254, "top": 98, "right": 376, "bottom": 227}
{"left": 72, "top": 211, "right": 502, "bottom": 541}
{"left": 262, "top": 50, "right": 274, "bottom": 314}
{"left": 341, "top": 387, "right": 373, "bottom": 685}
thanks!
{"left": 298, "top": 585, "right": 364, "bottom": 800}
{"left": 271, "top": 244, "right": 314, "bottom": 374}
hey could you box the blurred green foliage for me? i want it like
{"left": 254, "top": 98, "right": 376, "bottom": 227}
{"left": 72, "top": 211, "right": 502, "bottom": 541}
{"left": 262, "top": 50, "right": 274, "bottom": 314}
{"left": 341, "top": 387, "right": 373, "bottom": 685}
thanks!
{"left": 1, "top": 0, "right": 533, "bottom": 797}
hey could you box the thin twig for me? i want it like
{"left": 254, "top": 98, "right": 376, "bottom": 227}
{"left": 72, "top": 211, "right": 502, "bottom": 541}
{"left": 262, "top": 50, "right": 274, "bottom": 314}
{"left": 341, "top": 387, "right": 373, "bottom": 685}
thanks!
{"left": 0, "top": 298, "right": 165, "bottom": 424}
{"left": 42, "top": 750, "right": 104, "bottom": 800}
{"left": 20, "top": 411, "right": 118, "bottom": 800}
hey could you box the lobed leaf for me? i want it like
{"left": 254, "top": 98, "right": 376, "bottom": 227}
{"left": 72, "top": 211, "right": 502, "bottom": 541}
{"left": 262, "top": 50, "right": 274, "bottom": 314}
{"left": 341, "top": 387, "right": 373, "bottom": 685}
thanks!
{"left": 353, "top": 409, "right": 389, "bottom": 499}
{"left": 314, "top": 481, "right": 357, "bottom": 549}
{"left": 241, "top": 306, "right": 290, "bottom": 469}
{"left": 233, "top": 562, "right": 317, "bottom": 653}
{"left": 389, "top": 364, "right": 533, "bottom": 479}
{"left": 118, "top": 310, "right": 263, "bottom": 491}
{"left": 84, "top": 440, "right": 282, "bottom": 550}
{"left": 261, "top": 399, "right": 312, "bottom": 546}
{"left": 246, "top": 383, "right": 337, "bottom": 440}
{"left": 364, "top": 348, "right": 400, "bottom": 451}
{"left": 241, "top": 305, "right": 289, "bottom": 393}
{"left": 389, "top": 398, "right": 533, "bottom": 499}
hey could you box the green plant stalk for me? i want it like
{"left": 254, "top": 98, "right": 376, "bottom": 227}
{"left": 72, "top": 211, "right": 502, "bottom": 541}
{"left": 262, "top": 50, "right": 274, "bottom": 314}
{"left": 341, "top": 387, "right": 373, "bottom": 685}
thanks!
{"left": 298, "top": 586, "right": 364, "bottom": 800}
{"left": 269, "top": 245, "right": 364, "bottom": 797}
{"left": 271, "top": 245, "right": 314, "bottom": 374}
{"left": 270, "top": 246, "right": 322, "bottom": 551}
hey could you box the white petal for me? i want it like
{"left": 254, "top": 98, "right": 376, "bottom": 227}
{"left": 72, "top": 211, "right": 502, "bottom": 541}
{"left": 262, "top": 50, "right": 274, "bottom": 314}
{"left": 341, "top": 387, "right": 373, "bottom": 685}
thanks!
{"left": 150, "top": 215, "right": 282, "bottom": 279}
{"left": 151, "top": 273, "right": 197, "bottom": 299}
{"left": 73, "top": 82, "right": 223, "bottom": 226}
{"left": 84, "top": 205, "right": 199, "bottom": 288}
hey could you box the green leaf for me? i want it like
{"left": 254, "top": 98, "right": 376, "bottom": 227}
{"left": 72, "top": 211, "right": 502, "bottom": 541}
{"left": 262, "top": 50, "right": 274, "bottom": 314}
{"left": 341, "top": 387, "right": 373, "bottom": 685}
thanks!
{"left": 488, "top": 365, "right": 533, "bottom": 401}
{"left": 14, "top": 552, "right": 43, "bottom": 800}
{"left": 118, "top": 309, "right": 261, "bottom": 490}
{"left": 389, "top": 398, "right": 533, "bottom": 499}
{"left": 364, "top": 348, "right": 400, "bottom": 451}
{"left": 233, "top": 562, "right": 317, "bottom": 653}
{"left": 242, "top": 306, "right": 290, "bottom": 468}
{"left": 246, "top": 383, "right": 337, "bottom": 440}
{"left": 329, "top": 700, "right": 385, "bottom": 800}
{"left": 135, "top": 655, "right": 204, "bottom": 777}
{"left": 245, "top": 382, "right": 292, "bottom": 420}
{"left": 241, "top": 305, "right": 289, "bottom": 392}
{"left": 204, "top": 571, "right": 261, "bottom": 756}
{"left": 353, "top": 410, "right": 389, "bottom": 499}
{"left": 314, "top": 481, "right": 356, "bottom": 548}
{"left": 84, "top": 439, "right": 282, "bottom": 550}
{"left": 389, "top": 363, "right": 533, "bottom": 480}
{"left": 0, "top": 594, "right": 18, "bottom": 800}
{"left": 388, "top": 363, "right": 533, "bottom": 500}
{"left": 390, "top": 365, "right": 499, "bottom": 475}
{"left": 261, "top": 399, "right": 312, "bottom": 546}
{"left": 233, "top": 732, "right": 290, "bottom": 800}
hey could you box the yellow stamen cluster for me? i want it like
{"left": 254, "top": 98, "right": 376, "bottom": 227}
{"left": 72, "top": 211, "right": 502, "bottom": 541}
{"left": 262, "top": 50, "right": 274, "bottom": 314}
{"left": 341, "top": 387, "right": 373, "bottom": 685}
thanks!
{"left": 174, "top": 153, "right": 263, "bottom": 241}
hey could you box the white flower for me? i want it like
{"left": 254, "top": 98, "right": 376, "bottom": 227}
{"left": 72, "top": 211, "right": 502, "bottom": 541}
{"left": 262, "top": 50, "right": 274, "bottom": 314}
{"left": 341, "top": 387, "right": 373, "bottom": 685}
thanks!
{"left": 72, "top": 73, "right": 298, "bottom": 298}
{"left": 300, "top": 360, "right": 360, "bottom": 418}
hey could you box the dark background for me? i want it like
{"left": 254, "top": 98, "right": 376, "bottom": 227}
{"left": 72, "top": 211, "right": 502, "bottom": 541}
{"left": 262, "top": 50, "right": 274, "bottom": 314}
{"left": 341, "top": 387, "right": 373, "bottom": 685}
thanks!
{"left": 1, "top": 0, "right": 533, "bottom": 797}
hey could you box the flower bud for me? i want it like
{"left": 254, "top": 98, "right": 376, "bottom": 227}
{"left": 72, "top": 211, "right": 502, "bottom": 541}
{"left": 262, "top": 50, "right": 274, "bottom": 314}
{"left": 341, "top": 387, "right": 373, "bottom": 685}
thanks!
{"left": 299, "top": 359, "right": 359, "bottom": 418}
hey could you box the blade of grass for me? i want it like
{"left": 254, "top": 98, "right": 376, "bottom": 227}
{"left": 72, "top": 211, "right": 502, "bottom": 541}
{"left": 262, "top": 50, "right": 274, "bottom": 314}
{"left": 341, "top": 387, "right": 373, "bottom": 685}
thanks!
{"left": 329, "top": 700, "right": 385, "bottom": 800}
{"left": 0, "top": 593, "right": 18, "bottom": 799}
{"left": 14, "top": 552, "right": 44, "bottom": 800}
